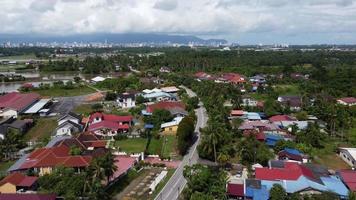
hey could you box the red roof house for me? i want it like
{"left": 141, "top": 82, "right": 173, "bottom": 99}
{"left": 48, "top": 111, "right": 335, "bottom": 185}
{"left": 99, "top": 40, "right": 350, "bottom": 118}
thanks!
{"left": 269, "top": 115, "right": 295, "bottom": 122}
{"left": 0, "top": 173, "right": 38, "bottom": 193}
{"left": 227, "top": 183, "right": 244, "bottom": 197}
{"left": 338, "top": 170, "right": 356, "bottom": 191}
{"left": 230, "top": 110, "right": 245, "bottom": 117}
{"left": 255, "top": 162, "right": 316, "bottom": 181}
{"left": 88, "top": 112, "right": 133, "bottom": 136}
{"left": 0, "top": 194, "right": 56, "bottom": 200}
{"left": 337, "top": 97, "right": 356, "bottom": 106}
{"left": 217, "top": 73, "right": 246, "bottom": 84}
{"left": 0, "top": 92, "right": 40, "bottom": 113}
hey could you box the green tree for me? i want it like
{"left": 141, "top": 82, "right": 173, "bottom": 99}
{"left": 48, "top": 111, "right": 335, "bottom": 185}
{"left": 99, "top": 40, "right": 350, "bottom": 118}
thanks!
{"left": 269, "top": 184, "right": 287, "bottom": 200}
{"left": 177, "top": 117, "right": 195, "bottom": 155}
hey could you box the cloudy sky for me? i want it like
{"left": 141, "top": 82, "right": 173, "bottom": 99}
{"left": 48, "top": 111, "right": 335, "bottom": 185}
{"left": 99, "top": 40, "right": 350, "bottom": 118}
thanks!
{"left": 1, "top": 0, "right": 356, "bottom": 44}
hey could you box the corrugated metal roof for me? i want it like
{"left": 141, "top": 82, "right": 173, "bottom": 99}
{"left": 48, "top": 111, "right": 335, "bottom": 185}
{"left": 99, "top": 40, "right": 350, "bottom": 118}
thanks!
{"left": 24, "top": 99, "right": 50, "bottom": 114}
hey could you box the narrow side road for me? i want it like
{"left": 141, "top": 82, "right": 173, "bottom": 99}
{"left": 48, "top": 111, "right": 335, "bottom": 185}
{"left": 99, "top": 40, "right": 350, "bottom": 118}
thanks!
{"left": 155, "top": 86, "right": 208, "bottom": 200}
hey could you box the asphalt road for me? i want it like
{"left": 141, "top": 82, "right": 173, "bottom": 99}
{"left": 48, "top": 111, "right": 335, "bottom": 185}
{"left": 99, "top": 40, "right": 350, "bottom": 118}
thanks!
{"left": 51, "top": 93, "right": 93, "bottom": 115}
{"left": 155, "top": 86, "right": 208, "bottom": 200}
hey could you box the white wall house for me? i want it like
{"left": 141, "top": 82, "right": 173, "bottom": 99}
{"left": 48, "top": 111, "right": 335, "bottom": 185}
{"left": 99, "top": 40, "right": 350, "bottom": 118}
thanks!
{"left": 0, "top": 108, "right": 18, "bottom": 119}
{"left": 339, "top": 148, "right": 356, "bottom": 168}
{"left": 117, "top": 93, "right": 136, "bottom": 109}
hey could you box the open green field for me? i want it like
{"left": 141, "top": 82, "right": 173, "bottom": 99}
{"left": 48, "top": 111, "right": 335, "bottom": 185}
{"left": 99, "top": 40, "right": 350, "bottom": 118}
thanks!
{"left": 312, "top": 139, "right": 351, "bottom": 170}
{"left": 24, "top": 118, "right": 57, "bottom": 141}
{"left": 73, "top": 104, "right": 94, "bottom": 115}
{"left": 115, "top": 138, "right": 148, "bottom": 153}
{"left": 274, "top": 84, "right": 301, "bottom": 95}
{"left": 33, "top": 86, "right": 95, "bottom": 97}
{"left": 0, "top": 54, "right": 38, "bottom": 60}
{"left": 161, "top": 135, "right": 177, "bottom": 158}
{"left": 114, "top": 135, "right": 177, "bottom": 157}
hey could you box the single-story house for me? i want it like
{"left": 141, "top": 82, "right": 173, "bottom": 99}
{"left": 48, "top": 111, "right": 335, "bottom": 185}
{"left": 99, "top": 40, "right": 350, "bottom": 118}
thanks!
{"left": 337, "top": 97, "right": 356, "bottom": 106}
{"left": 160, "top": 117, "right": 184, "bottom": 135}
{"left": 277, "top": 96, "right": 302, "bottom": 111}
{"left": 278, "top": 148, "right": 309, "bottom": 163}
{"left": 91, "top": 76, "right": 106, "bottom": 83}
{"left": 88, "top": 112, "right": 133, "bottom": 137}
{"left": 0, "top": 92, "right": 40, "bottom": 114}
{"left": 337, "top": 170, "right": 356, "bottom": 192}
{"left": 160, "top": 86, "right": 180, "bottom": 94}
{"left": 0, "top": 173, "right": 38, "bottom": 193}
{"left": 254, "top": 161, "right": 349, "bottom": 198}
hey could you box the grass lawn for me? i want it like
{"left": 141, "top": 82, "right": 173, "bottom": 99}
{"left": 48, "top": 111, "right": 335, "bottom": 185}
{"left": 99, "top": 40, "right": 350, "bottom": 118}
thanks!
{"left": 347, "top": 128, "right": 356, "bottom": 145}
{"left": 0, "top": 161, "right": 15, "bottom": 172}
{"left": 33, "top": 86, "right": 95, "bottom": 97}
{"left": 249, "top": 93, "right": 268, "bottom": 101}
{"left": 73, "top": 104, "right": 94, "bottom": 115}
{"left": 274, "top": 84, "right": 300, "bottom": 95}
{"left": 24, "top": 118, "right": 57, "bottom": 142}
{"left": 147, "top": 137, "right": 163, "bottom": 155}
{"left": 161, "top": 135, "right": 177, "bottom": 158}
{"left": 0, "top": 54, "right": 38, "bottom": 60}
{"left": 313, "top": 154, "right": 350, "bottom": 170}
{"left": 115, "top": 138, "right": 148, "bottom": 153}
{"left": 312, "top": 139, "right": 351, "bottom": 170}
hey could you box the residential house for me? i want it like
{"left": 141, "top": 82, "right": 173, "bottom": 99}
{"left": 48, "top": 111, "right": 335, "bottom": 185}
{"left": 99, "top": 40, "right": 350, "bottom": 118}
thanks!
{"left": 278, "top": 148, "right": 309, "bottom": 163}
{"left": 215, "top": 73, "right": 246, "bottom": 85}
{"left": 0, "top": 119, "right": 33, "bottom": 140}
{"left": 241, "top": 97, "right": 258, "bottom": 107}
{"left": 0, "top": 173, "right": 38, "bottom": 193}
{"left": 55, "top": 112, "right": 83, "bottom": 137}
{"left": 160, "top": 86, "right": 180, "bottom": 94}
{"left": 142, "top": 88, "right": 174, "bottom": 102}
{"left": 117, "top": 92, "right": 136, "bottom": 109}
{"left": 0, "top": 194, "right": 57, "bottom": 200}
{"left": 194, "top": 72, "right": 212, "bottom": 81}
{"left": 23, "top": 99, "right": 52, "bottom": 115}
{"left": 229, "top": 110, "right": 245, "bottom": 119}
{"left": 277, "top": 96, "right": 302, "bottom": 111}
{"left": 159, "top": 66, "right": 171, "bottom": 73}
{"left": 337, "top": 97, "right": 356, "bottom": 106}
{"left": 337, "top": 170, "right": 356, "bottom": 192}
{"left": 55, "top": 120, "right": 83, "bottom": 137}
{"left": 160, "top": 117, "right": 183, "bottom": 135}
{"left": 254, "top": 161, "right": 349, "bottom": 198}
{"left": 0, "top": 108, "right": 18, "bottom": 119}
{"left": 249, "top": 74, "right": 266, "bottom": 84}
{"left": 91, "top": 76, "right": 106, "bottom": 83}
{"left": 8, "top": 132, "right": 107, "bottom": 175}
{"left": 142, "top": 101, "right": 187, "bottom": 117}
{"left": 87, "top": 112, "right": 133, "bottom": 137}
{"left": 338, "top": 148, "right": 356, "bottom": 168}
{"left": 269, "top": 115, "right": 295, "bottom": 123}
{"left": 226, "top": 182, "right": 244, "bottom": 199}
{"left": 0, "top": 92, "right": 40, "bottom": 114}
{"left": 58, "top": 112, "right": 82, "bottom": 126}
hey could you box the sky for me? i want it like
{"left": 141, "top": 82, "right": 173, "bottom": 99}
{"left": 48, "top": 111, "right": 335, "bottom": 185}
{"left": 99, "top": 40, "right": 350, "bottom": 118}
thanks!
{"left": 1, "top": 0, "right": 356, "bottom": 44}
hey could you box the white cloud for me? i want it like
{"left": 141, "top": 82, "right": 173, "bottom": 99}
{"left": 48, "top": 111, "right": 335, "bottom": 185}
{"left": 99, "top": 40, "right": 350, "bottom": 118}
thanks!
{"left": 0, "top": 0, "right": 356, "bottom": 43}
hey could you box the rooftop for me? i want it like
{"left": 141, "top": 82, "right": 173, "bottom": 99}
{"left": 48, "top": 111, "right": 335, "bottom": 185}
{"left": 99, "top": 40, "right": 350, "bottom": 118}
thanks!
{"left": 0, "top": 92, "right": 40, "bottom": 112}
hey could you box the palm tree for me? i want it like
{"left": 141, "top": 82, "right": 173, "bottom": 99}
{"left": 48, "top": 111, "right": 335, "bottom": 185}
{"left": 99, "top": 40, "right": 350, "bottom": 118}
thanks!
{"left": 101, "top": 152, "right": 118, "bottom": 184}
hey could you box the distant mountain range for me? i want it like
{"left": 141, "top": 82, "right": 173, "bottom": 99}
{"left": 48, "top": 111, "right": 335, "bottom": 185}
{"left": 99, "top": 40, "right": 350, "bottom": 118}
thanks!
{"left": 0, "top": 33, "right": 228, "bottom": 45}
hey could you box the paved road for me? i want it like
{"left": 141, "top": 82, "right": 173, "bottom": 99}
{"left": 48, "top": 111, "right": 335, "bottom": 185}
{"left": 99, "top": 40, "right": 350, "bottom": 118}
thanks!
{"left": 51, "top": 93, "right": 95, "bottom": 115}
{"left": 155, "top": 86, "right": 207, "bottom": 200}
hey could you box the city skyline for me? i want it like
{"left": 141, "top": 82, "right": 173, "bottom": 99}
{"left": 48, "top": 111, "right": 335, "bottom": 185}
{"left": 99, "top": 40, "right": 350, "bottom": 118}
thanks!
{"left": 1, "top": 0, "right": 356, "bottom": 44}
